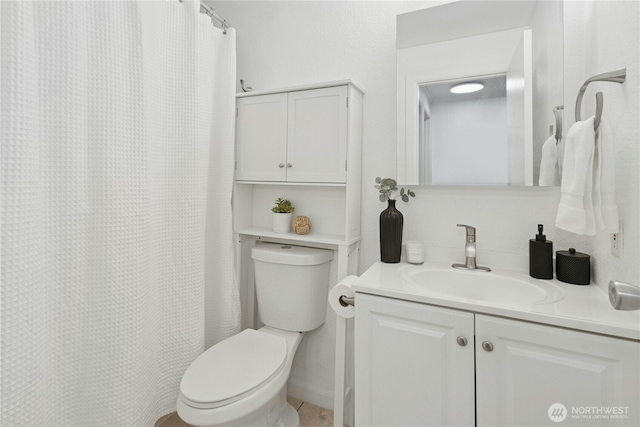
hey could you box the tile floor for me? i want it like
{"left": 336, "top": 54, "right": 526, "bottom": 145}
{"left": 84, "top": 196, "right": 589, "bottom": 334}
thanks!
{"left": 156, "top": 396, "right": 334, "bottom": 427}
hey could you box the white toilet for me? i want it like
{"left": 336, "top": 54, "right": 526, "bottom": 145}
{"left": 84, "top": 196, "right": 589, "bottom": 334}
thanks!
{"left": 177, "top": 242, "right": 333, "bottom": 427}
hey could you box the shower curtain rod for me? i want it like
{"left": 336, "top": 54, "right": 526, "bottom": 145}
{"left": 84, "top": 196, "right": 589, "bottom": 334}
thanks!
{"left": 179, "top": 0, "right": 230, "bottom": 34}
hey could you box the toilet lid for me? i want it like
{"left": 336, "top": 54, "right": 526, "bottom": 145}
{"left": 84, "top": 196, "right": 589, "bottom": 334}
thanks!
{"left": 180, "top": 329, "right": 287, "bottom": 409}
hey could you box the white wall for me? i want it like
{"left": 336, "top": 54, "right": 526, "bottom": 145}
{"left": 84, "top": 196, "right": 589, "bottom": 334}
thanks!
{"left": 561, "top": 0, "right": 639, "bottom": 294}
{"left": 430, "top": 97, "right": 508, "bottom": 184}
{"left": 211, "top": 0, "right": 639, "bottom": 410}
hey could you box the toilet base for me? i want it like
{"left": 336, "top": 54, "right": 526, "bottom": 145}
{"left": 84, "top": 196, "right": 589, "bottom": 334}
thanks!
{"left": 178, "top": 385, "right": 299, "bottom": 427}
{"left": 281, "top": 401, "right": 300, "bottom": 427}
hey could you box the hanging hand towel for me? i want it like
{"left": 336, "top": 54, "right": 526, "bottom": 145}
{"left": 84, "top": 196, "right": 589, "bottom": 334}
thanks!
{"left": 555, "top": 117, "right": 597, "bottom": 235}
{"left": 592, "top": 118, "right": 619, "bottom": 233}
{"left": 539, "top": 135, "right": 559, "bottom": 186}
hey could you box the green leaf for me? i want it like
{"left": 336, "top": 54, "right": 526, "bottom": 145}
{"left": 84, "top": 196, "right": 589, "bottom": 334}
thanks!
{"left": 379, "top": 194, "right": 387, "bottom": 202}
{"left": 401, "top": 194, "right": 409, "bottom": 202}
{"left": 375, "top": 177, "right": 382, "bottom": 183}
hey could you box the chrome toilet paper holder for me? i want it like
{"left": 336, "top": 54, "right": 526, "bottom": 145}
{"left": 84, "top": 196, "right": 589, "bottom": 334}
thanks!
{"left": 339, "top": 295, "right": 355, "bottom": 307}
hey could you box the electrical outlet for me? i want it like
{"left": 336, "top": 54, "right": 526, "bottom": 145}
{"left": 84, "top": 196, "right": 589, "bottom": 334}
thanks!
{"left": 611, "top": 220, "right": 624, "bottom": 258}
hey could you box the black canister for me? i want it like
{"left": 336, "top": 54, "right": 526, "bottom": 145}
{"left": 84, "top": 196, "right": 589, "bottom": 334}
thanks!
{"left": 556, "top": 248, "right": 591, "bottom": 285}
{"left": 529, "top": 224, "right": 553, "bottom": 279}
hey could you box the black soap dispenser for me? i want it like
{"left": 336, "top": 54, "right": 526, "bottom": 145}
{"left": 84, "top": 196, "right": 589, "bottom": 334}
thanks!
{"left": 529, "top": 224, "right": 553, "bottom": 279}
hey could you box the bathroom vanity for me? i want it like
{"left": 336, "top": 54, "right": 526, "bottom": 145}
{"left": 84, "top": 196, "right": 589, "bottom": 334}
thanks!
{"left": 352, "top": 262, "right": 640, "bottom": 426}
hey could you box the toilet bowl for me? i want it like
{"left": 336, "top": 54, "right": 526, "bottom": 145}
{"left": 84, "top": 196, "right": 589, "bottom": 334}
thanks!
{"left": 177, "top": 243, "right": 333, "bottom": 427}
{"left": 177, "top": 327, "right": 303, "bottom": 427}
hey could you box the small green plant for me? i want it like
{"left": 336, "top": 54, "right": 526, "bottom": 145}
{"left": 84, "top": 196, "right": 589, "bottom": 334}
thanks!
{"left": 271, "top": 198, "right": 295, "bottom": 213}
{"left": 375, "top": 177, "right": 415, "bottom": 203}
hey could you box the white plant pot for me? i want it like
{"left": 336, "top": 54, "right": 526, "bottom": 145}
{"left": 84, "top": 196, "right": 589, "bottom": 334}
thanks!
{"left": 272, "top": 212, "right": 293, "bottom": 233}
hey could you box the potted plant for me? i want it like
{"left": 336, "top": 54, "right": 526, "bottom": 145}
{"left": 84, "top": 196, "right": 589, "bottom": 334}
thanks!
{"left": 374, "top": 177, "right": 415, "bottom": 263}
{"left": 271, "top": 198, "right": 295, "bottom": 233}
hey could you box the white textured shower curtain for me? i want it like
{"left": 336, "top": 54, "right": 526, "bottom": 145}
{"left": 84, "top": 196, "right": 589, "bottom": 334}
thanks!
{"left": 1, "top": 1, "right": 239, "bottom": 425}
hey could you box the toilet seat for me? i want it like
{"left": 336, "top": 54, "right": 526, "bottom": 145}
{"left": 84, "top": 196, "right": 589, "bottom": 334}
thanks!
{"left": 179, "top": 329, "right": 287, "bottom": 409}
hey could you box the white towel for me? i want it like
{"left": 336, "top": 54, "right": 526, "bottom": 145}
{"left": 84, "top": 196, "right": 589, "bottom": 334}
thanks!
{"left": 593, "top": 118, "right": 619, "bottom": 233}
{"left": 556, "top": 117, "right": 597, "bottom": 235}
{"left": 539, "top": 135, "right": 559, "bottom": 186}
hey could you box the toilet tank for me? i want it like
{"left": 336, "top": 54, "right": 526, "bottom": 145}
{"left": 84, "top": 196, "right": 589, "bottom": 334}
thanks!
{"left": 251, "top": 243, "right": 333, "bottom": 332}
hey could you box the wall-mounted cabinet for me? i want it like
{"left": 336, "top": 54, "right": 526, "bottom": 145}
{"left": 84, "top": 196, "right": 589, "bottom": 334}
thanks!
{"left": 234, "top": 81, "right": 363, "bottom": 246}
{"left": 355, "top": 293, "right": 640, "bottom": 426}
{"left": 236, "top": 85, "right": 349, "bottom": 184}
{"left": 233, "top": 81, "right": 363, "bottom": 332}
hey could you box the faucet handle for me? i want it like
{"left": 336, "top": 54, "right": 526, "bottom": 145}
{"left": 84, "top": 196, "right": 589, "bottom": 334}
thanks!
{"left": 456, "top": 224, "right": 476, "bottom": 242}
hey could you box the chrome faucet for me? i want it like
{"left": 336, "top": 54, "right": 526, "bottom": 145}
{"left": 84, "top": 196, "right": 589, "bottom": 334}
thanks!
{"left": 452, "top": 224, "right": 491, "bottom": 272}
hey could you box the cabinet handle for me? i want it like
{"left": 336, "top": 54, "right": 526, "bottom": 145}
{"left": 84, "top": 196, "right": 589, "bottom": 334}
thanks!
{"left": 456, "top": 336, "right": 468, "bottom": 347}
{"left": 482, "top": 341, "right": 494, "bottom": 352}
{"left": 278, "top": 163, "right": 285, "bottom": 168}
{"left": 287, "top": 163, "right": 292, "bottom": 168}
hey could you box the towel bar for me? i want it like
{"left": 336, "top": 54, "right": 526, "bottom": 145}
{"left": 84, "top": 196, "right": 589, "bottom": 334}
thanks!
{"left": 574, "top": 67, "right": 626, "bottom": 130}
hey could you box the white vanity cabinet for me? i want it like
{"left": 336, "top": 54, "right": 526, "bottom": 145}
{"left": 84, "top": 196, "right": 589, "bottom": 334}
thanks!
{"left": 475, "top": 314, "right": 640, "bottom": 427}
{"left": 355, "top": 293, "right": 640, "bottom": 427}
{"left": 354, "top": 293, "right": 475, "bottom": 427}
{"left": 236, "top": 85, "right": 349, "bottom": 183}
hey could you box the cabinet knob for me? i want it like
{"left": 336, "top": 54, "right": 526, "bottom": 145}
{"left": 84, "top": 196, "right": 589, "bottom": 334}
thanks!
{"left": 287, "top": 163, "right": 292, "bottom": 168}
{"left": 456, "top": 336, "right": 468, "bottom": 347}
{"left": 278, "top": 163, "right": 285, "bottom": 168}
{"left": 482, "top": 341, "right": 494, "bottom": 352}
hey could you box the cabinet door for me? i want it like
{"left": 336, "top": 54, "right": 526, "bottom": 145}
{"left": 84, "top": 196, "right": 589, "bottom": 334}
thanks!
{"left": 476, "top": 315, "right": 640, "bottom": 427}
{"left": 355, "top": 294, "right": 475, "bottom": 427}
{"left": 235, "top": 93, "right": 288, "bottom": 181}
{"left": 286, "top": 86, "right": 348, "bottom": 183}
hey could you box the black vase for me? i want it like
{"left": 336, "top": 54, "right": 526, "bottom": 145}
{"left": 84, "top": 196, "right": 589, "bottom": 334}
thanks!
{"left": 379, "top": 199, "right": 403, "bottom": 263}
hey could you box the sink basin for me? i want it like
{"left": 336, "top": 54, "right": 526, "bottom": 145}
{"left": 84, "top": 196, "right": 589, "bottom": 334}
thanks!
{"left": 399, "top": 265, "right": 565, "bottom": 305}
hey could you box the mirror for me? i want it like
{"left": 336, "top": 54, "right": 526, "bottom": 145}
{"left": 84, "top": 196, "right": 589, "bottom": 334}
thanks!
{"left": 397, "top": 0, "right": 564, "bottom": 186}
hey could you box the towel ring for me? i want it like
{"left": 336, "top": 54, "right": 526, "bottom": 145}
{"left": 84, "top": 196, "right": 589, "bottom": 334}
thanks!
{"left": 594, "top": 92, "right": 603, "bottom": 131}
{"left": 553, "top": 106, "right": 563, "bottom": 143}
{"left": 575, "top": 67, "right": 626, "bottom": 130}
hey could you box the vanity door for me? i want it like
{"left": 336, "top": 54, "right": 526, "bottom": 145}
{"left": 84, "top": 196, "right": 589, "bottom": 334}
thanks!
{"left": 476, "top": 315, "right": 640, "bottom": 427}
{"left": 354, "top": 293, "right": 475, "bottom": 427}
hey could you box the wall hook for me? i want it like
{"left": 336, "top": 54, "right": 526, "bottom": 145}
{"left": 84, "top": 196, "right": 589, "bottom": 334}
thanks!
{"left": 240, "top": 79, "right": 253, "bottom": 92}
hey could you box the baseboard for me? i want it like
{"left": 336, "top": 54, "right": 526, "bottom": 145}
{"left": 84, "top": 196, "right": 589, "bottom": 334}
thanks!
{"left": 287, "top": 379, "right": 334, "bottom": 411}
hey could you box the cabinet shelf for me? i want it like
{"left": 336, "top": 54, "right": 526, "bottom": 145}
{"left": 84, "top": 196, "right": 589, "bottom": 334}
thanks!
{"left": 235, "top": 226, "right": 360, "bottom": 247}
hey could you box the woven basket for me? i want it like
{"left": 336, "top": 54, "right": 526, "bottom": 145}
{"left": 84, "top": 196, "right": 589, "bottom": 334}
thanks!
{"left": 292, "top": 216, "right": 311, "bottom": 235}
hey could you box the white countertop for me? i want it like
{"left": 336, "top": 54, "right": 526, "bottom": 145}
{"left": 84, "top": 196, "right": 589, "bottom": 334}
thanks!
{"left": 352, "top": 261, "right": 640, "bottom": 341}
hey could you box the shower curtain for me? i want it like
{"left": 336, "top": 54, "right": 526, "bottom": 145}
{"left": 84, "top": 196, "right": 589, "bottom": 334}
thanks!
{"left": 1, "top": 1, "right": 240, "bottom": 425}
